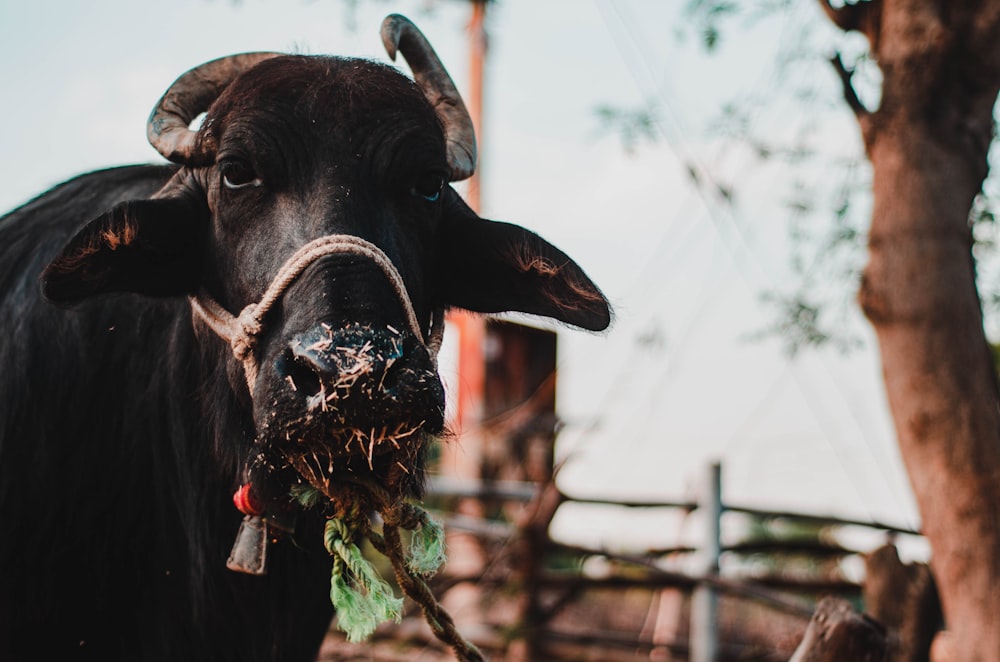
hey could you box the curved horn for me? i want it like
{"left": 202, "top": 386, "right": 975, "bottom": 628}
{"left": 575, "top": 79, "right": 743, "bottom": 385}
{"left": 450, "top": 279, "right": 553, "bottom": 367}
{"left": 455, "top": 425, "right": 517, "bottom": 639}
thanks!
{"left": 147, "top": 52, "right": 282, "bottom": 165}
{"left": 381, "top": 14, "right": 477, "bottom": 182}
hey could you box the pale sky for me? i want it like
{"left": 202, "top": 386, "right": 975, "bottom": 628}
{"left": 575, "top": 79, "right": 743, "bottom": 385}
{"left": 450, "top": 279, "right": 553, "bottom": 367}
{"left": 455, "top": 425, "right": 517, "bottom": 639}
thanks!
{"left": 0, "top": 0, "right": 921, "bottom": 552}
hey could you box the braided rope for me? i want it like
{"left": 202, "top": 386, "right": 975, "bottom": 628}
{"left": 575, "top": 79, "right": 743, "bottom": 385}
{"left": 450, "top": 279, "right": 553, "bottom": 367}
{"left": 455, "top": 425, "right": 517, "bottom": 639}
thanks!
{"left": 189, "top": 234, "right": 445, "bottom": 390}
{"left": 303, "top": 479, "right": 482, "bottom": 661}
{"left": 374, "top": 522, "right": 485, "bottom": 662}
{"left": 324, "top": 518, "right": 403, "bottom": 642}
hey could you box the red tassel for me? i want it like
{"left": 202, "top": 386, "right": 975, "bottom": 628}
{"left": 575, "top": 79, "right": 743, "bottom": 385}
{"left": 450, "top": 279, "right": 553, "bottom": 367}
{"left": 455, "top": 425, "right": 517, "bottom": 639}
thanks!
{"left": 233, "top": 483, "right": 263, "bottom": 516}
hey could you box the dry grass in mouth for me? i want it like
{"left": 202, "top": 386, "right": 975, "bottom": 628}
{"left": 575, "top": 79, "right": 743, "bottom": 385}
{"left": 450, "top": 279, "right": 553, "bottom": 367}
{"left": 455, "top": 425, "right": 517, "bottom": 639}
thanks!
{"left": 254, "top": 322, "right": 444, "bottom": 518}
{"left": 280, "top": 423, "right": 430, "bottom": 503}
{"left": 278, "top": 414, "right": 426, "bottom": 461}
{"left": 269, "top": 325, "right": 440, "bottom": 479}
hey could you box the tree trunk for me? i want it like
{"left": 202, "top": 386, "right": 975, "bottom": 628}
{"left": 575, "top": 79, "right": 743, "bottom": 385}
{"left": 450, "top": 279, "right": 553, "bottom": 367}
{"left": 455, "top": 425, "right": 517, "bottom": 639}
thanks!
{"left": 820, "top": 2, "right": 1000, "bottom": 660}
{"left": 865, "top": 120, "right": 1000, "bottom": 659}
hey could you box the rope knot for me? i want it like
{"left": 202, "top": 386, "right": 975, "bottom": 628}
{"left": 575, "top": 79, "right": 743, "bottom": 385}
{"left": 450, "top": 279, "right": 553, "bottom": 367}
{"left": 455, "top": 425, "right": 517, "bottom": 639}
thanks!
{"left": 383, "top": 502, "right": 422, "bottom": 530}
{"left": 232, "top": 303, "right": 263, "bottom": 362}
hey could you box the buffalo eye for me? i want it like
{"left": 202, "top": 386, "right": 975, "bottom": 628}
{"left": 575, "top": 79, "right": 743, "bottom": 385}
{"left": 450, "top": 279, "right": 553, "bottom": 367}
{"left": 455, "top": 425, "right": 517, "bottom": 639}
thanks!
{"left": 409, "top": 173, "right": 444, "bottom": 203}
{"left": 220, "top": 159, "right": 262, "bottom": 190}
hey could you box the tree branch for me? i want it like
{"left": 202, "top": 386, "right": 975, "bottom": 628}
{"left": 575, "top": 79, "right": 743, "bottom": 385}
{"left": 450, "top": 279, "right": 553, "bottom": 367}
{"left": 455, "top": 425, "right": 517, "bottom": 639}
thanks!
{"left": 830, "top": 53, "right": 868, "bottom": 117}
{"left": 816, "top": 0, "right": 882, "bottom": 49}
{"left": 830, "top": 52, "right": 875, "bottom": 149}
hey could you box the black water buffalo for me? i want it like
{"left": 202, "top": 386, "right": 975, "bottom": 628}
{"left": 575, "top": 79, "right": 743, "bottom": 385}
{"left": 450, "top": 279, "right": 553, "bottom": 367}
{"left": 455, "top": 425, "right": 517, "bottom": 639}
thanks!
{"left": 0, "top": 15, "right": 609, "bottom": 662}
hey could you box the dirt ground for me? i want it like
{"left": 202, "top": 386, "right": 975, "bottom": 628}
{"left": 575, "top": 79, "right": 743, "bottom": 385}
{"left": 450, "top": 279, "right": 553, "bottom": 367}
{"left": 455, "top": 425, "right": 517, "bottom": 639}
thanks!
{"left": 316, "top": 586, "right": 809, "bottom": 661}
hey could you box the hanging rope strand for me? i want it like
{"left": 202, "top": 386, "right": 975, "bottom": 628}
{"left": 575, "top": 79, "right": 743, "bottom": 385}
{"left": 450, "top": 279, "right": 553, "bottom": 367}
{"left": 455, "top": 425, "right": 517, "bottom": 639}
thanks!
{"left": 376, "top": 522, "right": 484, "bottom": 662}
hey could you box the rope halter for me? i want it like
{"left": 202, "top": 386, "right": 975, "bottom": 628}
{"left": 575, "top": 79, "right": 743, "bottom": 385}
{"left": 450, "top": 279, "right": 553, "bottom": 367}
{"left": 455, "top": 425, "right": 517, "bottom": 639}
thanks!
{"left": 189, "top": 234, "right": 444, "bottom": 390}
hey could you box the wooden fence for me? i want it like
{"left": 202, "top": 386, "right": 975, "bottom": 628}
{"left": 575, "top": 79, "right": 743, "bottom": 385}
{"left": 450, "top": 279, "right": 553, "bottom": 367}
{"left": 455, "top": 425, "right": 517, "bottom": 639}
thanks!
{"left": 319, "top": 464, "right": 925, "bottom": 661}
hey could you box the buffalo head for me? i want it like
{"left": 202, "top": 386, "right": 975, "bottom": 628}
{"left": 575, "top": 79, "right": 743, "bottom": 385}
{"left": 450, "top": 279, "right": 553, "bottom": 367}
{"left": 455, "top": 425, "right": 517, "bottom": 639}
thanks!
{"left": 40, "top": 16, "right": 610, "bottom": 520}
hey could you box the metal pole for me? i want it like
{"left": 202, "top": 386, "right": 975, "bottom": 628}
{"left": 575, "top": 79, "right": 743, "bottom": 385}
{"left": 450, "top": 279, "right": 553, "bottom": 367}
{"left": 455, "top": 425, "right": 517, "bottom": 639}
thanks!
{"left": 691, "top": 461, "right": 721, "bottom": 662}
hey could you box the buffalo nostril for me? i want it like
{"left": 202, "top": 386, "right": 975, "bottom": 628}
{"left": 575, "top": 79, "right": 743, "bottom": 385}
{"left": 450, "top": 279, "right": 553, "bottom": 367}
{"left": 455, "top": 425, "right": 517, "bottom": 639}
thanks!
{"left": 284, "top": 354, "right": 325, "bottom": 399}
{"left": 377, "top": 355, "right": 405, "bottom": 393}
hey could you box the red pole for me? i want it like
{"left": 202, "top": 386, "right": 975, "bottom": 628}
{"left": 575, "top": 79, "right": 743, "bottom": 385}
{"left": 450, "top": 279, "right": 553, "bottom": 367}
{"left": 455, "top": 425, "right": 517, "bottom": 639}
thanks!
{"left": 450, "top": 0, "right": 487, "bottom": 436}
{"left": 438, "top": 1, "right": 490, "bottom": 631}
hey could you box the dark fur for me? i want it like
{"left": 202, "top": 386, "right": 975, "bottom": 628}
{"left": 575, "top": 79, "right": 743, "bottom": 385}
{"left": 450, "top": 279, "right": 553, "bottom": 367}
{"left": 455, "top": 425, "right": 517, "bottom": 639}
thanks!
{"left": 0, "top": 55, "right": 610, "bottom": 661}
{"left": 0, "top": 165, "right": 334, "bottom": 661}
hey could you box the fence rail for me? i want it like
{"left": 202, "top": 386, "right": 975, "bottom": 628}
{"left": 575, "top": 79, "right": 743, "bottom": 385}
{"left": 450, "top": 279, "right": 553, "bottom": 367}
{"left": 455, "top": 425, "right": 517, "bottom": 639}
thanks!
{"left": 428, "top": 476, "right": 922, "bottom": 537}
{"left": 408, "top": 470, "right": 922, "bottom": 660}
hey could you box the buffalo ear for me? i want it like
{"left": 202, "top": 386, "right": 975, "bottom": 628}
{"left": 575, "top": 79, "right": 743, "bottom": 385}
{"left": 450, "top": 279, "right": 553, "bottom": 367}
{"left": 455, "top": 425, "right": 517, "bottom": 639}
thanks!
{"left": 42, "top": 196, "right": 207, "bottom": 303}
{"left": 437, "top": 196, "right": 611, "bottom": 331}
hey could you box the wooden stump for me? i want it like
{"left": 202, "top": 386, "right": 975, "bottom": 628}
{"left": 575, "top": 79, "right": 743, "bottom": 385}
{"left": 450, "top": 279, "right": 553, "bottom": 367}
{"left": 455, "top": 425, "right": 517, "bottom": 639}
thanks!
{"left": 864, "top": 542, "right": 942, "bottom": 662}
{"left": 788, "top": 597, "right": 888, "bottom": 662}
